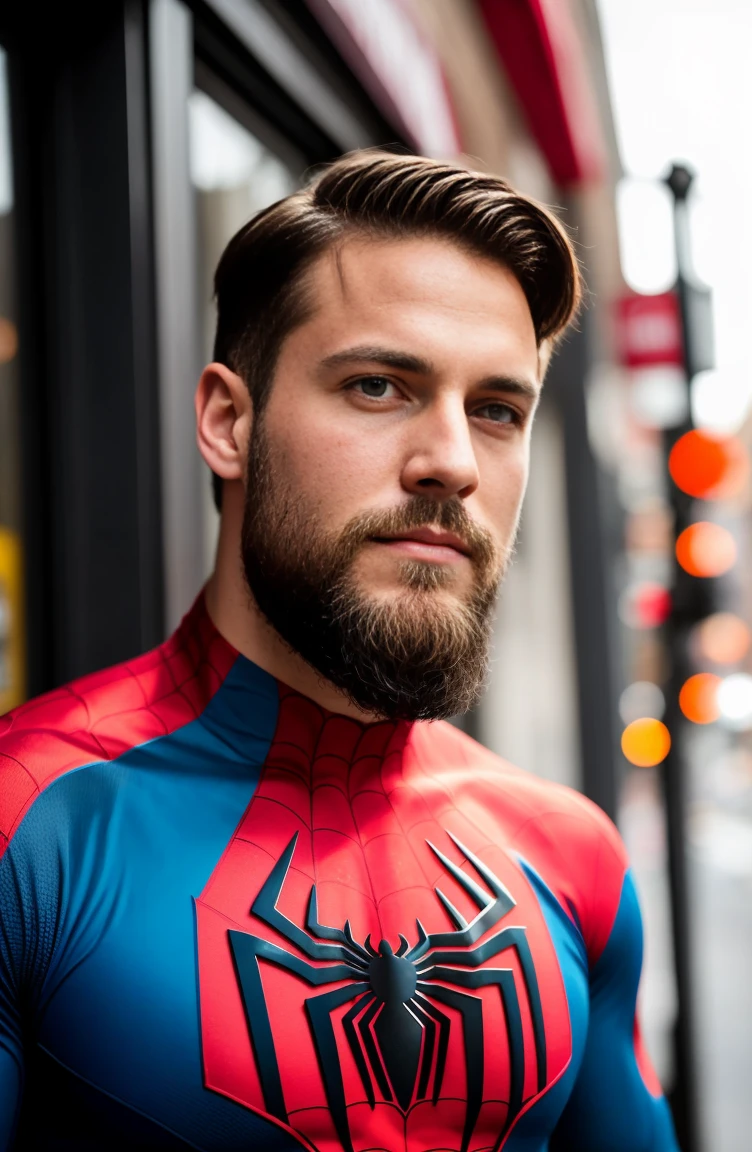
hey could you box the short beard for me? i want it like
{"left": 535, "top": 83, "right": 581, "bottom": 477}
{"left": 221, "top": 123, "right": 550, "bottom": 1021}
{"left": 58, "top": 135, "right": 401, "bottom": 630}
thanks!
{"left": 241, "top": 418, "right": 511, "bottom": 721}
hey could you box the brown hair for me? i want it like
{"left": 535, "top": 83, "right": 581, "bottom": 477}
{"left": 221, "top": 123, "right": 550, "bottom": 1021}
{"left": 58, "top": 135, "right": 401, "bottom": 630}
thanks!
{"left": 211, "top": 150, "right": 582, "bottom": 509}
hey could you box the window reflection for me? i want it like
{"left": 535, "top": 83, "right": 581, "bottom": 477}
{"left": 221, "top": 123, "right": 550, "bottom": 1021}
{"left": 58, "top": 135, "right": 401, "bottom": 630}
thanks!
{"left": 188, "top": 88, "right": 300, "bottom": 573}
{"left": 0, "top": 47, "right": 24, "bottom": 713}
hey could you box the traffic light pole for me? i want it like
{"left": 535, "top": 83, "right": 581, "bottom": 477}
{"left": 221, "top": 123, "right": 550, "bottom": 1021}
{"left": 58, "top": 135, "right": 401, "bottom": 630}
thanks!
{"left": 661, "top": 163, "right": 702, "bottom": 1152}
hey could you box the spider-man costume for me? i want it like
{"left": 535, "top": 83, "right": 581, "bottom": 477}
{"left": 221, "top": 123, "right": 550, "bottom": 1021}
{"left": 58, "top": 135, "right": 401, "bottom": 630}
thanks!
{"left": 0, "top": 594, "right": 678, "bottom": 1151}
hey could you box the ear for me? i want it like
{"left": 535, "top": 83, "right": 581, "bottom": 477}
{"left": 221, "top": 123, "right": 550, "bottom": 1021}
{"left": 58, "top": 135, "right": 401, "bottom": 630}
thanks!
{"left": 195, "top": 363, "right": 252, "bottom": 482}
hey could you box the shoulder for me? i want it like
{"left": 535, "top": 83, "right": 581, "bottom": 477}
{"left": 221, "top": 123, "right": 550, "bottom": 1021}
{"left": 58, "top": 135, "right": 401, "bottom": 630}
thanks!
{"left": 407, "top": 721, "right": 628, "bottom": 964}
{"left": 407, "top": 719, "right": 623, "bottom": 846}
{"left": 0, "top": 617, "right": 232, "bottom": 855}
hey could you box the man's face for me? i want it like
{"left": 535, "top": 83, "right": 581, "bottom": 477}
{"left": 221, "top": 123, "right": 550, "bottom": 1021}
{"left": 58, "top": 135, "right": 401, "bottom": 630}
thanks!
{"left": 242, "top": 236, "right": 541, "bottom": 719}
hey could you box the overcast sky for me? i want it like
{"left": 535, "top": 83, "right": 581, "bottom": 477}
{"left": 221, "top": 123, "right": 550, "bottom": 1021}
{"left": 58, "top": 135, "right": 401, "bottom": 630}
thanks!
{"left": 597, "top": 0, "right": 752, "bottom": 430}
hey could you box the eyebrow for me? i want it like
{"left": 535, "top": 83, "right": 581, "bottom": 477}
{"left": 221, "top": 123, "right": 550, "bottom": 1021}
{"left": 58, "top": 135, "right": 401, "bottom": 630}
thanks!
{"left": 318, "top": 344, "right": 540, "bottom": 400}
{"left": 479, "top": 376, "right": 540, "bottom": 402}
{"left": 319, "top": 345, "right": 433, "bottom": 375}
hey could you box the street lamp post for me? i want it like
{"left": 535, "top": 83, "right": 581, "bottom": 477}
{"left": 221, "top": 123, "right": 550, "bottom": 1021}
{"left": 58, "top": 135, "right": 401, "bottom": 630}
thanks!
{"left": 660, "top": 161, "right": 710, "bottom": 1152}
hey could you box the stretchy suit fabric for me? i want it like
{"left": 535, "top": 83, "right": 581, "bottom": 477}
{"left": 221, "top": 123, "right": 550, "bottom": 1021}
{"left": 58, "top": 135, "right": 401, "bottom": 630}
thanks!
{"left": 0, "top": 595, "right": 678, "bottom": 1151}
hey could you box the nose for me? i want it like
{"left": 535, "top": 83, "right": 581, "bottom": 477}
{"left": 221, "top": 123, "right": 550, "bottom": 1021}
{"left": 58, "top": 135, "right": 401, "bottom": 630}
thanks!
{"left": 400, "top": 395, "right": 480, "bottom": 500}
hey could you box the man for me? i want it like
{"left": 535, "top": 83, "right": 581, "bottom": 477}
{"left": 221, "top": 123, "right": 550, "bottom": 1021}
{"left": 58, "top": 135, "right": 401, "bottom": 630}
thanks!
{"left": 0, "top": 152, "right": 678, "bottom": 1150}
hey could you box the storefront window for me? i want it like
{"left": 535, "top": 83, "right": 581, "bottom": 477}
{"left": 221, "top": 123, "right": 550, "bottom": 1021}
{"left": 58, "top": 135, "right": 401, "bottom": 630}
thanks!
{"left": 188, "top": 87, "right": 301, "bottom": 572}
{"left": 0, "top": 47, "right": 24, "bottom": 714}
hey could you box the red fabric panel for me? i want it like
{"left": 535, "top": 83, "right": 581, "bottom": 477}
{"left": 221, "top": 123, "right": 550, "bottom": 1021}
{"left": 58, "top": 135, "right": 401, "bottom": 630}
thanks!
{"left": 197, "top": 694, "right": 575, "bottom": 1151}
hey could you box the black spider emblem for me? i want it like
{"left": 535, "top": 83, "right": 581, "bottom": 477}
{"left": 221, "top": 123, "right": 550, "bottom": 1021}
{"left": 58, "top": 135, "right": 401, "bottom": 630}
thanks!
{"left": 229, "top": 832, "right": 546, "bottom": 1152}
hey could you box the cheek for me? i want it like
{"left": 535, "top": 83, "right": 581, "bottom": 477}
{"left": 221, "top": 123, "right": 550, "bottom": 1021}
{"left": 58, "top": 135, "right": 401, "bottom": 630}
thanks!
{"left": 263, "top": 404, "right": 398, "bottom": 521}
{"left": 478, "top": 446, "right": 530, "bottom": 533}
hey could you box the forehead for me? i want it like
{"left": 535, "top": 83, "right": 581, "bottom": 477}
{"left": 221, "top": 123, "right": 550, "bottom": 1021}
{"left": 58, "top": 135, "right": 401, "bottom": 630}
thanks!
{"left": 298, "top": 236, "right": 539, "bottom": 378}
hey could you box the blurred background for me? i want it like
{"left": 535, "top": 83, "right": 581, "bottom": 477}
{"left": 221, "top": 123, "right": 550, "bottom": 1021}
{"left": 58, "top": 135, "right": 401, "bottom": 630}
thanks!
{"left": 0, "top": 1, "right": 749, "bottom": 1148}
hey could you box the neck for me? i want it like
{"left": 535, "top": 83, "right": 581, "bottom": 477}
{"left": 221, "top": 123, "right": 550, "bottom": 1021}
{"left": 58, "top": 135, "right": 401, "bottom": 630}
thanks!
{"left": 205, "top": 494, "right": 381, "bottom": 724}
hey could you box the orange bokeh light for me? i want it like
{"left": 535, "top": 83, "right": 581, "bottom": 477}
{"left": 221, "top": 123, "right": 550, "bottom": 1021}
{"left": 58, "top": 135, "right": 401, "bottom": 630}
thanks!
{"left": 669, "top": 430, "right": 749, "bottom": 500}
{"left": 675, "top": 522, "right": 737, "bottom": 577}
{"left": 621, "top": 718, "right": 671, "bottom": 767}
{"left": 0, "top": 318, "right": 18, "bottom": 366}
{"left": 679, "top": 673, "right": 721, "bottom": 724}
{"left": 696, "top": 613, "right": 751, "bottom": 665}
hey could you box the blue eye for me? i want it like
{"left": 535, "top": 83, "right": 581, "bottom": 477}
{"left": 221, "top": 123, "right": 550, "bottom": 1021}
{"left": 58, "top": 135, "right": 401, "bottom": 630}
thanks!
{"left": 476, "top": 403, "right": 518, "bottom": 425}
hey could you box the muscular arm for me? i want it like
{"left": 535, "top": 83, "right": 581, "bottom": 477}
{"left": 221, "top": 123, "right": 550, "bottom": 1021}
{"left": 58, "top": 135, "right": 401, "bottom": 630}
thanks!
{"left": 550, "top": 870, "right": 679, "bottom": 1151}
{"left": 0, "top": 1046, "right": 22, "bottom": 1150}
{"left": 0, "top": 856, "right": 26, "bottom": 1150}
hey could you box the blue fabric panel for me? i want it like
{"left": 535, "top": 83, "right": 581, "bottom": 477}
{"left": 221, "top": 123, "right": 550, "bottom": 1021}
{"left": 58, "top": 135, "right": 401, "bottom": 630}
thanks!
{"left": 0, "top": 1048, "right": 21, "bottom": 1149}
{"left": 0, "top": 657, "right": 301, "bottom": 1149}
{"left": 548, "top": 870, "right": 679, "bottom": 1151}
{"left": 501, "top": 856, "right": 590, "bottom": 1151}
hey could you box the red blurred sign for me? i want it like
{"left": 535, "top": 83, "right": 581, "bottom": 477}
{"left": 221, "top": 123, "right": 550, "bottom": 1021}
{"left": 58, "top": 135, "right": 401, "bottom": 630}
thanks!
{"left": 478, "top": 0, "right": 605, "bottom": 185}
{"left": 615, "top": 292, "right": 683, "bottom": 369}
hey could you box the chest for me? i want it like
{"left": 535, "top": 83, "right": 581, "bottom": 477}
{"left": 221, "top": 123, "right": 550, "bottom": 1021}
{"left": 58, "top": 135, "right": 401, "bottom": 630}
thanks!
{"left": 195, "top": 759, "right": 589, "bottom": 1152}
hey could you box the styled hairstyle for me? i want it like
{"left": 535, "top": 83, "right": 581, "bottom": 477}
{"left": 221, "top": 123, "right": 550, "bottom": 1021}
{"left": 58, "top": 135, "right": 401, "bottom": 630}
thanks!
{"left": 211, "top": 150, "right": 582, "bottom": 509}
